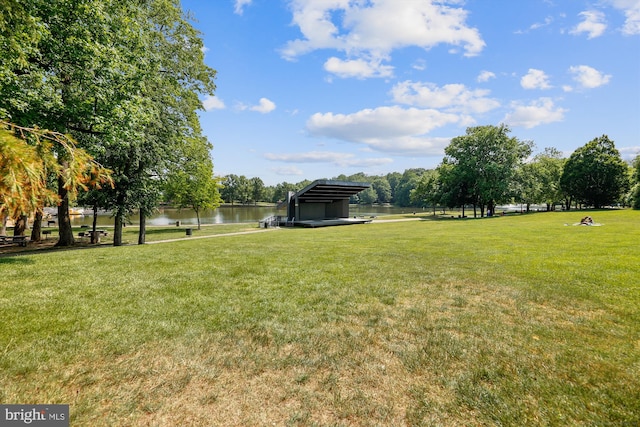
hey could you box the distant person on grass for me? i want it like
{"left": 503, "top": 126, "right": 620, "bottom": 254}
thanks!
{"left": 580, "top": 216, "right": 594, "bottom": 225}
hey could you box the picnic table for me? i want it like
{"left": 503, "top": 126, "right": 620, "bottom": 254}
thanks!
{"left": 78, "top": 230, "right": 109, "bottom": 243}
{"left": 0, "top": 235, "right": 29, "bottom": 247}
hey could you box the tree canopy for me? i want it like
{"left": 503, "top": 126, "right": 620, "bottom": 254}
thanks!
{"left": 560, "top": 135, "right": 629, "bottom": 209}
{"left": 438, "top": 124, "right": 532, "bottom": 217}
{"left": 0, "top": 120, "right": 112, "bottom": 237}
{"left": 0, "top": 0, "right": 217, "bottom": 245}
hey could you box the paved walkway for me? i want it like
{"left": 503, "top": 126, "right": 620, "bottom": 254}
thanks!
{"left": 145, "top": 228, "right": 277, "bottom": 244}
{"left": 145, "top": 218, "right": 425, "bottom": 245}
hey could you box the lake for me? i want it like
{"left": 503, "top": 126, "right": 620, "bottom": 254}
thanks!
{"left": 66, "top": 205, "right": 424, "bottom": 227}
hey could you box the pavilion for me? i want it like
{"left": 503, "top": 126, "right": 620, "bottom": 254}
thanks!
{"left": 281, "top": 179, "right": 372, "bottom": 227}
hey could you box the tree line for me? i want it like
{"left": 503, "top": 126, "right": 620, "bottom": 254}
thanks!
{"left": 2, "top": 1, "right": 638, "bottom": 248}
{"left": 221, "top": 125, "right": 639, "bottom": 215}
{"left": 0, "top": 0, "right": 221, "bottom": 245}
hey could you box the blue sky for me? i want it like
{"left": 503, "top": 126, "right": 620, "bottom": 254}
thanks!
{"left": 181, "top": 0, "right": 640, "bottom": 185}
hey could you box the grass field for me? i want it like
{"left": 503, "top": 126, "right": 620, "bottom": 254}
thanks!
{"left": 1, "top": 210, "right": 638, "bottom": 426}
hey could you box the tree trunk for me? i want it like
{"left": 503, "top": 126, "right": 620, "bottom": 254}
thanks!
{"left": 14, "top": 215, "right": 27, "bottom": 236}
{"left": 138, "top": 210, "right": 146, "bottom": 245}
{"left": 196, "top": 209, "right": 201, "bottom": 230}
{"left": 113, "top": 213, "right": 123, "bottom": 246}
{"left": 488, "top": 200, "right": 495, "bottom": 217}
{"left": 31, "top": 211, "right": 43, "bottom": 242}
{"left": 1, "top": 213, "right": 7, "bottom": 235}
{"left": 90, "top": 204, "right": 99, "bottom": 244}
{"left": 55, "top": 178, "right": 75, "bottom": 246}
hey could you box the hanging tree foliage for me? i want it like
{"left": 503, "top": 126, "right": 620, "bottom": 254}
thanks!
{"left": 0, "top": 120, "right": 113, "bottom": 235}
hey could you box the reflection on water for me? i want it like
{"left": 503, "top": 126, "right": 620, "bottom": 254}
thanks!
{"left": 67, "top": 204, "right": 419, "bottom": 227}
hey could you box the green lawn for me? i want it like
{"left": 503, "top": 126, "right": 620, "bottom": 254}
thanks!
{"left": 1, "top": 210, "right": 638, "bottom": 426}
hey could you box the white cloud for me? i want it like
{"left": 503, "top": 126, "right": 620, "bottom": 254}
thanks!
{"left": 503, "top": 98, "right": 567, "bottom": 128}
{"left": 571, "top": 10, "right": 607, "bottom": 38}
{"left": 516, "top": 16, "right": 554, "bottom": 34}
{"left": 324, "top": 57, "right": 394, "bottom": 79}
{"left": 308, "top": 106, "right": 459, "bottom": 140}
{"left": 306, "top": 106, "right": 463, "bottom": 155}
{"left": 619, "top": 146, "right": 640, "bottom": 161}
{"left": 202, "top": 96, "right": 225, "bottom": 111}
{"left": 606, "top": 0, "right": 640, "bottom": 35}
{"left": 234, "top": 0, "right": 252, "bottom": 15}
{"left": 477, "top": 70, "right": 496, "bottom": 83}
{"left": 272, "top": 166, "right": 304, "bottom": 177}
{"left": 391, "top": 81, "right": 500, "bottom": 114}
{"left": 521, "top": 69, "right": 552, "bottom": 90}
{"left": 265, "top": 151, "right": 393, "bottom": 167}
{"left": 250, "top": 98, "right": 277, "bottom": 114}
{"left": 281, "top": 0, "right": 485, "bottom": 78}
{"left": 530, "top": 16, "right": 554, "bottom": 31}
{"left": 569, "top": 65, "right": 612, "bottom": 88}
{"left": 412, "top": 59, "right": 427, "bottom": 71}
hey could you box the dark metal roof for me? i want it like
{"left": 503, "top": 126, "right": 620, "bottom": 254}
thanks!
{"left": 294, "top": 180, "right": 370, "bottom": 203}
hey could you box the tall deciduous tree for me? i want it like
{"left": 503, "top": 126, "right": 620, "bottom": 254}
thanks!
{"left": 165, "top": 137, "right": 221, "bottom": 230}
{"left": 560, "top": 135, "right": 629, "bottom": 209}
{"left": 531, "top": 148, "right": 565, "bottom": 210}
{"left": 441, "top": 125, "right": 532, "bottom": 217}
{"left": 221, "top": 174, "right": 240, "bottom": 205}
{"left": 249, "top": 177, "right": 265, "bottom": 205}
{"left": 516, "top": 148, "right": 565, "bottom": 211}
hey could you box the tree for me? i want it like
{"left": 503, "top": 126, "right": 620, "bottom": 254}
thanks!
{"left": 411, "top": 169, "right": 441, "bottom": 214}
{"left": 442, "top": 125, "right": 532, "bottom": 217}
{"left": 386, "top": 172, "right": 403, "bottom": 204}
{"left": 357, "top": 187, "right": 377, "bottom": 204}
{"left": 394, "top": 169, "right": 427, "bottom": 207}
{"left": 221, "top": 175, "right": 239, "bottom": 205}
{"left": 235, "top": 175, "right": 251, "bottom": 205}
{"left": 515, "top": 148, "right": 565, "bottom": 211}
{"left": 271, "top": 181, "right": 298, "bottom": 204}
{"left": 249, "top": 177, "right": 265, "bottom": 205}
{"left": 372, "top": 178, "right": 392, "bottom": 203}
{"left": 531, "top": 148, "right": 565, "bottom": 211}
{"left": 560, "top": 135, "right": 629, "bottom": 209}
{"left": 437, "top": 161, "right": 475, "bottom": 217}
{"left": 165, "top": 138, "right": 221, "bottom": 230}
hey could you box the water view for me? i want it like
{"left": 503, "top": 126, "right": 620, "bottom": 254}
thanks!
{"left": 65, "top": 205, "right": 420, "bottom": 227}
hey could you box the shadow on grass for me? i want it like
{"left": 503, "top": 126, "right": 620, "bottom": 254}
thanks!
{"left": 0, "top": 241, "right": 116, "bottom": 259}
{"left": 0, "top": 256, "right": 35, "bottom": 264}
